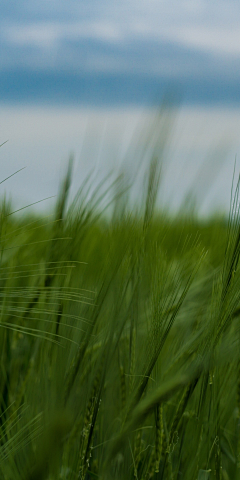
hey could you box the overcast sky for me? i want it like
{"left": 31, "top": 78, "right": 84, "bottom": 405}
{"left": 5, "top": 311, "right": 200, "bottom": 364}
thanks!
{"left": 0, "top": 1, "right": 240, "bottom": 217}
{"left": 1, "top": 0, "right": 240, "bottom": 105}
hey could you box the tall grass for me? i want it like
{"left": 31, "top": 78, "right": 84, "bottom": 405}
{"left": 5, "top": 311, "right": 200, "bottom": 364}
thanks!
{"left": 0, "top": 136, "right": 239, "bottom": 480}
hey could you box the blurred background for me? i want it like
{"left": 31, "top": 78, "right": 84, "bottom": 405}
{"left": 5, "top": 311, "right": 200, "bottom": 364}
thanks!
{"left": 1, "top": 0, "right": 240, "bottom": 216}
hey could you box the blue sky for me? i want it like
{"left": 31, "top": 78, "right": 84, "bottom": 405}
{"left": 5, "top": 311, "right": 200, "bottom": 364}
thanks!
{"left": 1, "top": 0, "right": 240, "bottom": 106}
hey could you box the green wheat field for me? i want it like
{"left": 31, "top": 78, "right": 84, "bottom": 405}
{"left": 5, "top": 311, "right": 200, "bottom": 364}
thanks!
{"left": 0, "top": 128, "right": 240, "bottom": 480}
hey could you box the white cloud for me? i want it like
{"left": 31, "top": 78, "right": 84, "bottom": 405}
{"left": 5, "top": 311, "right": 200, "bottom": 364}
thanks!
{"left": 3, "top": 23, "right": 61, "bottom": 48}
{"left": 4, "top": 19, "right": 240, "bottom": 58}
{"left": 151, "top": 26, "right": 240, "bottom": 56}
{"left": 1, "top": 0, "right": 240, "bottom": 55}
{"left": 1, "top": 0, "right": 240, "bottom": 79}
{"left": 2, "top": 21, "right": 125, "bottom": 49}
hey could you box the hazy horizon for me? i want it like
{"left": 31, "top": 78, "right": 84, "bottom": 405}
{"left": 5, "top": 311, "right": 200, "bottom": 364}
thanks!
{"left": 0, "top": 103, "right": 239, "bottom": 218}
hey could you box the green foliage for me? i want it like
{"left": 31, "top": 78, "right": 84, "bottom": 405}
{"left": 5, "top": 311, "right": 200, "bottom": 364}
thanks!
{"left": 0, "top": 152, "right": 239, "bottom": 480}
